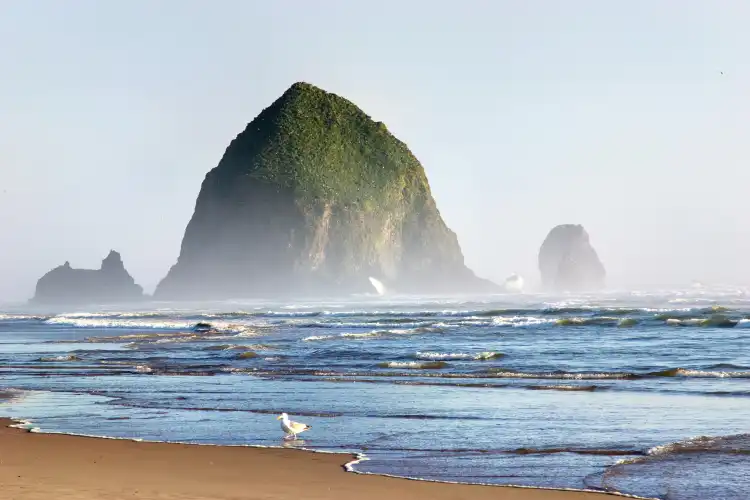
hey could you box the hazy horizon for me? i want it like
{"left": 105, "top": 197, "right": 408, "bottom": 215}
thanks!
{"left": 2, "top": 1, "right": 749, "bottom": 303}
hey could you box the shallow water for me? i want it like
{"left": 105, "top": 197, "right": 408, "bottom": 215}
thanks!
{"left": 1, "top": 288, "right": 749, "bottom": 499}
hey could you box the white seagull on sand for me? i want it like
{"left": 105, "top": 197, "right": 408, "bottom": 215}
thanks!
{"left": 277, "top": 412, "right": 312, "bottom": 440}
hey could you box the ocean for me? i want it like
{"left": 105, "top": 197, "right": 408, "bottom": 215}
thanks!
{"left": 1, "top": 287, "right": 749, "bottom": 499}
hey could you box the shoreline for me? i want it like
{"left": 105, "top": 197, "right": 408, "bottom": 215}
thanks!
{"left": 0, "top": 415, "right": 638, "bottom": 500}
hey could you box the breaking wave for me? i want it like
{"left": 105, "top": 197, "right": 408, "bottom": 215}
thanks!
{"left": 378, "top": 361, "right": 449, "bottom": 369}
{"left": 45, "top": 315, "right": 254, "bottom": 335}
{"left": 414, "top": 351, "right": 503, "bottom": 361}
{"left": 302, "top": 327, "right": 443, "bottom": 342}
{"left": 37, "top": 354, "right": 81, "bottom": 362}
{"left": 485, "top": 367, "right": 750, "bottom": 380}
{"left": 0, "top": 313, "right": 48, "bottom": 321}
{"left": 587, "top": 433, "right": 750, "bottom": 499}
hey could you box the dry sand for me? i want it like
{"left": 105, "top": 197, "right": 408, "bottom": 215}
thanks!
{"left": 0, "top": 417, "right": 629, "bottom": 500}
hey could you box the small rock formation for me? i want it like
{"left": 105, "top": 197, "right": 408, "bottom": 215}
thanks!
{"left": 155, "top": 82, "right": 496, "bottom": 299}
{"left": 503, "top": 274, "right": 524, "bottom": 293}
{"left": 31, "top": 251, "right": 144, "bottom": 305}
{"left": 538, "top": 225, "right": 605, "bottom": 291}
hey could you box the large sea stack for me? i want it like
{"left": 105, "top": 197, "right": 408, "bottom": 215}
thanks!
{"left": 538, "top": 225, "right": 605, "bottom": 291}
{"left": 155, "top": 82, "right": 495, "bottom": 299}
{"left": 32, "top": 250, "right": 144, "bottom": 305}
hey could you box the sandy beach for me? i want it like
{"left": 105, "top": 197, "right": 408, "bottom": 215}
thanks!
{"left": 0, "top": 417, "right": 622, "bottom": 500}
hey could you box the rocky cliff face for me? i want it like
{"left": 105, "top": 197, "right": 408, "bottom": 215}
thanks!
{"left": 155, "top": 82, "right": 495, "bottom": 299}
{"left": 32, "top": 251, "right": 144, "bottom": 305}
{"left": 538, "top": 225, "right": 605, "bottom": 291}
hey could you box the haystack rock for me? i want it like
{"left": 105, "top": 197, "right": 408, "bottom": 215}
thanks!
{"left": 31, "top": 251, "right": 144, "bottom": 305}
{"left": 538, "top": 225, "right": 605, "bottom": 291}
{"left": 155, "top": 82, "right": 496, "bottom": 299}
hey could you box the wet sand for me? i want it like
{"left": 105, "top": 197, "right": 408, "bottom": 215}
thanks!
{"left": 0, "top": 417, "right": 627, "bottom": 500}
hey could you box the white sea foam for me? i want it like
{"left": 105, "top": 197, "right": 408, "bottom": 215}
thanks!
{"left": 492, "top": 316, "right": 554, "bottom": 327}
{"left": 379, "top": 361, "right": 448, "bottom": 369}
{"left": 368, "top": 277, "right": 387, "bottom": 296}
{"left": 488, "top": 370, "right": 633, "bottom": 380}
{"left": 55, "top": 311, "right": 165, "bottom": 318}
{"left": 302, "top": 327, "right": 435, "bottom": 342}
{"left": 676, "top": 368, "right": 750, "bottom": 378}
{"left": 9, "top": 419, "right": 39, "bottom": 431}
{"left": 415, "top": 351, "right": 501, "bottom": 361}
{"left": 302, "top": 332, "right": 380, "bottom": 341}
{"left": 646, "top": 435, "right": 717, "bottom": 456}
{"left": 47, "top": 316, "right": 197, "bottom": 330}
{"left": 46, "top": 315, "right": 255, "bottom": 335}
{"left": 0, "top": 313, "right": 48, "bottom": 321}
{"left": 302, "top": 335, "right": 337, "bottom": 342}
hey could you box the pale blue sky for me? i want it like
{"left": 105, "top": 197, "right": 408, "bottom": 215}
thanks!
{"left": 1, "top": 1, "right": 749, "bottom": 301}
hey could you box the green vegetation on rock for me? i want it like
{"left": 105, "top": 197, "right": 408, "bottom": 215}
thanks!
{"left": 221, "top": 82, "right": 427, "bottom": 209}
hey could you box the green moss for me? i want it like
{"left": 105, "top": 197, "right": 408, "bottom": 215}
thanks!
{"left": 223, "top": 82, "right": 429, "bottom": 211}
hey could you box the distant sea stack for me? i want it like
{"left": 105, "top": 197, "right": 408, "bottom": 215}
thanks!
{"left": 503, "top": 274, "right": 524, "bottom": 293}
{"left": 155, "top": 82, "right": 496, "bottom": 299}
{"left": 538, "top": 225, "right": 605, "bottom": 291}
{"left": 31, "top": 251, "right": 144, "bottom": 305}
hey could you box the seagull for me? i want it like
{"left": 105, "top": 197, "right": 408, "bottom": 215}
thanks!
{"left": 276, "top": 412, "right": 312, "bottom": 440}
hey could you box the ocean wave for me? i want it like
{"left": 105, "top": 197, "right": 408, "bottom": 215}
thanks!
{"left": 672, "top": 368, "right": 750, "bottom": 378}
{"left": 486, "top": 367, "right": 750, "bottom": 380}
{"left": 555, "top": 317, "right": 621, "bottom": 326}
{"left": 491, "top": 316, "right": 555, "bottom": 327}
{"left": 97, "top": 360, "right": 157, "bottom": 371}
{"left": 414, "top": 351, "right": 503, "bottom": 361}
{"left": 646, "top": 433, "right": 750, "bottom": 456}
{"left": 703, "top": 363, "right": 750, "bottom": 370}
{"left": 47, "top": 316, "right": 199, "bottom": 330}
{"left": 53, "top": 312, "right": 168, "bottom": 319}
{"left": 486, "top": 368, "right": 636, "bottom": 380}
{"left": 301, "top": 332, "right": 383, "bottom": 341}
{"left": 526, "top": 385, "right": 598, "bottom": 392}
{"left": 378, "top": 361, "right": 449, "bottom": 369}
{"left": 202, "top": 310, "right": 321, "bottom": 319}
{"left": 298, "top": 320, "right": 437, "bottom": 329}
{"left": 220, "top": 367, "right": 247, "bottom": 373}
{"left": 664, "top": 315, "right": 740, "bottom": 327}
{"left": 0, "top": 313, "right": 48, "bottom": 321}
{"left": 592, "top": 432, "right": 750, "bottom": 499}
{"left": 37, "top": 354, "right": 81, "bottom": 362}
{"left": 510, "top": 446, "right": 640, "bottom": 456}
{"left": 98, "top": 360, "right": 134, "bottom": 366}
{"left": 302, "top": 327, "right": 442, "bottom": 342}
{"left": 302, "top": 334, "right": 337, "bottom": 342}
{"left": 201, "top": 344, "right": 275, "bottom": 351}
{"left": 36, "top": 305, "right": 750, "bottom": 333}
{"left": 45, "top": 316, "right": 256, "bottom": 335}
